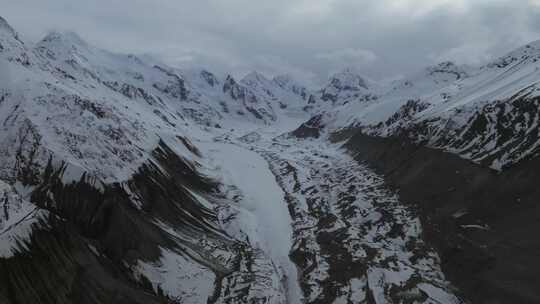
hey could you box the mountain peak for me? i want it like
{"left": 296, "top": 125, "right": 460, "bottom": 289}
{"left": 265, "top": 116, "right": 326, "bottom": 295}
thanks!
{"left": 327, "top": 68, "right": 369, "bottom": 91}
{"left": 39, "top": 30, "right": 89, "bottom": 50}
{"left": 35, "top": 30, "right": 93, "bottom": 63}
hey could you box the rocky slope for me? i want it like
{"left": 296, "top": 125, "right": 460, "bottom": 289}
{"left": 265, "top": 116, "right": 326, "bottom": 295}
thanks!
{"left": 252, "top": 135, "right": 462, "bottom": 303}
{"left": 301, "top": 37, "right": 540, "bottom": 304}
{"left": 344, "top": 133, "right": 540, "bottom": 304}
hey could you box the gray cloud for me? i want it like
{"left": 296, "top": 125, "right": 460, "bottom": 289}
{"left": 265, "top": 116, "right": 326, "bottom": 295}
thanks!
{"left": 3, "top": 0, "right": 540, "bottom": 87}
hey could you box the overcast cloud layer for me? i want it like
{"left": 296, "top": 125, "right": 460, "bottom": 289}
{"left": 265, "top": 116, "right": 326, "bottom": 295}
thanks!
{"left": 3, "top": 0, "right": 540, "bottom": 86}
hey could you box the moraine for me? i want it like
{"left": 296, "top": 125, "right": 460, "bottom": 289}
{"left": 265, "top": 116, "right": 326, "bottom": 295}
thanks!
{"left": 209, "top": 124, "right": 464, "bottom": 303}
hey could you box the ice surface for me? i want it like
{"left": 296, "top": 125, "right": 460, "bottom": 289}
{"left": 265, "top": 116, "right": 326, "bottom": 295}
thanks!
{"left": 199, "top": 139, "right": 303, "bottom": 303}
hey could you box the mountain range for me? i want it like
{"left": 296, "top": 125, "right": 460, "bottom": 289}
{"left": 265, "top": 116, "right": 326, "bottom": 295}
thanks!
{"left": 1, "top": 15, "right": 539, "bottom": 303}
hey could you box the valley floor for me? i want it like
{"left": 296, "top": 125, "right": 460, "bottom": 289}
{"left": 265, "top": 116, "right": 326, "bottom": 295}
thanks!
{"left": 195, "top": 120, "right": 464, "bottom": 303}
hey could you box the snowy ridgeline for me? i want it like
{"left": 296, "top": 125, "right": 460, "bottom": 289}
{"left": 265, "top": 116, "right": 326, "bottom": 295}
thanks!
{"left": 3, "top": 10, "right": 540, "bottom": 186}
{"left": 310, "top": 46, "right": 540, "bottom": 170}
{"left": 0, "top": 16, "right": 311, "bottom": 186}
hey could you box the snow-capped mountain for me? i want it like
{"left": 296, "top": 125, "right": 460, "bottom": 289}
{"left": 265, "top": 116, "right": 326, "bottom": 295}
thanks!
{"left": 272, "top": 74, "right": 310, "bottom": 101}
{"left": 0, "top": 16, "right": 310, "bottom": 304}
{"left": 315, "top": 68, "right": 380, "bottom": 107}
{"left": 2, "top": 14, "right": 540, "bottom": 304}
{"left": 304, "top": 42, "right": 540, "bottom": 170}
{"left": 303, "top": 38, "right": 540, "bottom": 304}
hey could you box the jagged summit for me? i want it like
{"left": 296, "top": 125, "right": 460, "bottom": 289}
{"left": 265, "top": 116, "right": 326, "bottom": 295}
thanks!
{"left": 327, "top": 68, "right": 369, "bottom": 91}
{"left": 37, "top": 30, "right": 91, "bottom": 57}
{"left": 40, "top": 30, "right": 88, "bottom": 46}
{"left": 237, "top": 70, "right": 312, "bottom": 109}
{"left": 315, "top": 68, "right": 375, "bottom": 105}
{"left": 34, "top": 30, "right": 103, "bottom": 71}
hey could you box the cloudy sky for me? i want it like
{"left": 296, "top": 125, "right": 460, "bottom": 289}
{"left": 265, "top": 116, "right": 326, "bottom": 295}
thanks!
{"left": 3, "top": 0, "right": 540, "bottom": 86}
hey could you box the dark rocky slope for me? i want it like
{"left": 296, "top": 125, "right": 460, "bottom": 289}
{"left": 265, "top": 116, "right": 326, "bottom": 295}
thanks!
{"left": 343, "top": 132, "right": 540, "bottom": 304}
{"left": 0, "top": 220, "right": 168, "bottom": 304}
{"left": 0, "top": 140, "right": 247, "bottom": 303}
